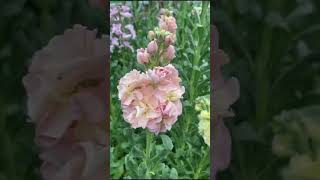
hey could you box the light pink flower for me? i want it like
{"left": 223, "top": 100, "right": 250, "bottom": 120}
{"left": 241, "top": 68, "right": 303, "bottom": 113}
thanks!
{"left": 147, "top": 40, "right": 158, "bottom": 55}
{"left": 147, "top": 64, "right": 181, "bottom": 86}
{"left": 159, "top": 15, "right": 177, "bottom": 34}
{"left": 118, "top": 64, "right": 184, "bottom": 134}
{"left": 117, "top": 69, "right": 148, "bottom": 105}
{"left": 162, "top": 45, "right": 175, "bottom": 61}
{"left": 23, "top": 25, "right": 108, "bottom": 180}
{"left": 137, "top": 48, "right": 151, "bottom": 64}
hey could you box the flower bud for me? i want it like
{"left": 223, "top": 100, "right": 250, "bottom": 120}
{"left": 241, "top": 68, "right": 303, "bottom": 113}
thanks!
{"left": 163, "top": 45, "right": 175, "bottom": 61}
{"left": 160, "top": 29, "right": 166, "bottom": 37}
{"left": 148, "top": 31, "right": 155, "bottom": 40}
{"left": 159, "top": 8, "right": 167, "bottom": 15}
{"left": 165, "top": 34, "right": 175, "bottom": 45}
{"left": 137, "top": 48, "right": 150, "bottom": 64}
{"left": 147, "top": 40, "right": 158, "bottom": 55}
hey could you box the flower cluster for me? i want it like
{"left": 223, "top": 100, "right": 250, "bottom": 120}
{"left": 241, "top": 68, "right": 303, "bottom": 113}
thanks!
{"left": 137, "top": 9, "right": 177, "bottom": 67}
{"left": 23, "top": 25, "right": 108, "bottom": 180}
{"left": 271, "top": 106, "right": 320, "bottom": 180}
{"left": 195, "top": 95, "right": 210, "bottom": 146}
{"left": 118, "top": 9, "right": 184, "bottom": 135}
{"left": 110, "top": 4, "right": 136, "bottom": 53}
{"left": 118, "top": 64, "right": 184, "bottom": 134}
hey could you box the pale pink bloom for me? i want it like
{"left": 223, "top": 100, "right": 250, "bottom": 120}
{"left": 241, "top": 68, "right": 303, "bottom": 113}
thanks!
{"left": 147, "top": 64, "right": 181, "bottom": 86}
{"left": 118, "top": 64, "right": 184, "bottom": 134}
{"left": 117, "top": 69, "right": 147, "bottom": 105}
{"left": 136, "top": 48, "right": 150, "bottom": 64}
{"left": 23, "top": 24, "right": 108, "bottom": 180}
{"left": 147, "top": 100, "right": 182, "bottom": 134}
{"left": 159, "top": 15, "right": 177, "bottom": 34}
{"left": 212, "top": 25, "right": 240, "bottom": 179}
{"left": 162, "top": 45, "right": 175, "bottom": 61}
{"left": 147, "top": 40, "right": 158, "bottom": 55}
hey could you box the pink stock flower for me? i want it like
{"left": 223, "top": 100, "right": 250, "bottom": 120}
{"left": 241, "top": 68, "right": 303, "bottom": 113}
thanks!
{"left": 147, "top": 64, "right": 181, "bottom": 86}
{"left": 137, "top": 48, "right": 151, "bottom": 64}
{"left": 23, "top": 25, "right": 108, "bottom": 180}
{"left": 212, "top": 25, "right": 240, "bottom": 179}
{"left": 163, "top": 45, "right": 175, "bottom": 61}
{"left": 118, "top": 64, "right": 184, "bottom": 134}
{"left": 147, "top": 40, "right": 158, "bottom": 55}
{"left": 159, "top": 15, "right": 177, "bottom": 34}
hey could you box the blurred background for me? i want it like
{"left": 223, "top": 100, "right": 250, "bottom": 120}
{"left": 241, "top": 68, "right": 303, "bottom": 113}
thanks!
{"left": 0, "top": 0, "right": 106, "bottom": 179}
{"left": 214, "top": 0, "right": 320, "bottom": 179}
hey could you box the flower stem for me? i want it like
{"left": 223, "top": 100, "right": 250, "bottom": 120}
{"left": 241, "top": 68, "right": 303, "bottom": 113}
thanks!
{"left": 146, "top": 130, "right": 153, "bottom": 158}
{"left": 145, "top": 130, "right": 153, "bottom": 177}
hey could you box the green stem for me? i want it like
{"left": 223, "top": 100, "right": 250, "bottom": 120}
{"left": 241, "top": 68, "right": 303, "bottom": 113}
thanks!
{"left": 189, "top": 49, "right": 201, "bottom": 101}
{"left": 145, "top": 130, "right": 153, "bottom": 177}
{"left": 146, "top": 130, "right": 153, "bottom": 158}
{"left": 255, "top": 26, "right": 272, "bottom": 128}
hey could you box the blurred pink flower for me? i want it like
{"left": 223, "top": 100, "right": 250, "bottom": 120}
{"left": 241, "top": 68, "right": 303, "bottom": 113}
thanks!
{"left": 137, "top": 48, "right": 151, "bottom": 64}
{"left": 212, "top": 25, "right": 240, "bottom": 178}
{"left": 159, "top": 15, "right": 177, "bottom": 34}
{"left": 23, "top": 25, "right": 108, "bottom": 180}
{"left": 118, "top": 64, "right": 184, "bottom": 134}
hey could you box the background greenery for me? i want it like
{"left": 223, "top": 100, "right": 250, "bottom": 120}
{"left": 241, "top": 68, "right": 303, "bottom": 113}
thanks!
{"left": 0, "top": 0, "right": 106, "bottom": 179}
{"left": 110, "top": 1, "right": 211, "bottom": 179}
{"left": 214, "top": 0, "right": 320, "bottom": 179}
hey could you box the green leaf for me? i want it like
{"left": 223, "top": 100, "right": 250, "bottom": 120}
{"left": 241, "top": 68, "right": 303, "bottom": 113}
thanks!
{"left": 160, "top": 135, "right": 173, "bottom": 151}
